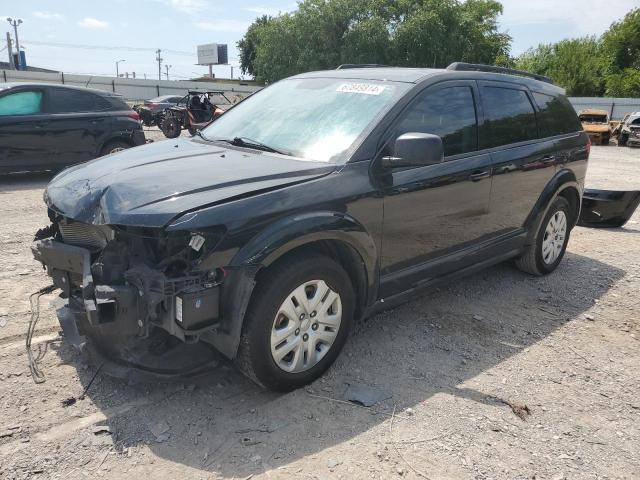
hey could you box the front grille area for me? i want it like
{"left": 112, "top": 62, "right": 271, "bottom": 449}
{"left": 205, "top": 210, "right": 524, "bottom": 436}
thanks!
{"left": 58, "top": 221, "right": 114, "bottom": 250}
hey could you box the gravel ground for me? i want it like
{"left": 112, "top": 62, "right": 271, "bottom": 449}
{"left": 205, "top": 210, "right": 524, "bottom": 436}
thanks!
{"left": 0, "top": 144, "right": 639, "bottom": 480}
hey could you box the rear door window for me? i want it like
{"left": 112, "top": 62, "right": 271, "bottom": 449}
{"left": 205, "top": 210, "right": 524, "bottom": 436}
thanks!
{"left": 396, "top": 85, "right": 478, "bottom": 157}
{"left": 48, "top": 88, "right": 111, "bottom": 113}
{"left": 0, "top": 91, "right": 43, "bottom": 116}
{"left": 481, "top": 86, "right": 538, "bottom": 148}
{"left": 533, "top": 92, "right": 586, "bottom": 136}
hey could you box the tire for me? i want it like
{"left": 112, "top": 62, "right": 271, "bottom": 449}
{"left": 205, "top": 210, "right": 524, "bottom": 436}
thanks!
{"left": 101, "top": 140, "right": 131, "bottom": 156}
{"left": 161, "top": 116, "right": 182, "bottom": 139}
{"left": 235, "top": 253, "right": 355, "bottom": 392}
{"left": 515, "top": 197, "right": 572, "bottom": 276}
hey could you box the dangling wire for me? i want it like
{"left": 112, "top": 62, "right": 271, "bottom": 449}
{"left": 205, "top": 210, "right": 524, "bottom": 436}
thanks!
{"left": 26, "top": 285, "right": 58, "bottom": 384}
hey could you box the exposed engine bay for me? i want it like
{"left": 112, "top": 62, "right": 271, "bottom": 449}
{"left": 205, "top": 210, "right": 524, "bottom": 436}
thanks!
{"left": 31, "top": 210, "right": 235, "bottom": 377}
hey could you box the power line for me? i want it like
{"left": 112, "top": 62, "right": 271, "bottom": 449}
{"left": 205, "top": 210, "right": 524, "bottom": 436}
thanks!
{"left": 22, "top": 39, "right": 195, "bottom": 56}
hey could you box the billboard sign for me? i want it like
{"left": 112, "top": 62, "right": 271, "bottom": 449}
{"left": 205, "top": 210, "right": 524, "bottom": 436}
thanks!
{"left": 197, "top": 43, "right": 228, "bottom": 65}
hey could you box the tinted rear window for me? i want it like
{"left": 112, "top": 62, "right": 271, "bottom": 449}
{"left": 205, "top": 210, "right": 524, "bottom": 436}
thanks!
{"left": 48, "top": 88, "right": 111, "bottom": 113}
{"left": 481, "top": 87, "right": 538, "bottom": 148}
{"left": 534, "top": 92, "right": 583, "bottom": 136}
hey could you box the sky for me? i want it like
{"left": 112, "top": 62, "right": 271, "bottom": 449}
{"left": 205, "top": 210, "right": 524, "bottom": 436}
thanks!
{"left": 1, "top": 0, "right": 638, "bottom": 81}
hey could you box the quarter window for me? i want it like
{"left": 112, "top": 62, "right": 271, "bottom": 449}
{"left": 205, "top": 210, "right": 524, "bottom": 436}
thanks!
{"left": 532, "top": 92, "right": 582, "bottom": 136}
{"left": 481, "top": 87, "right": 538, "bottom": 148}
{"left": 48, "top": 88, "right": 111, "bottom": 113}
{"left": 396, "top": 86, "right": 478, "bottom": 157}
{"left": 0, "top": 91, "right": 43, "bottom": 116}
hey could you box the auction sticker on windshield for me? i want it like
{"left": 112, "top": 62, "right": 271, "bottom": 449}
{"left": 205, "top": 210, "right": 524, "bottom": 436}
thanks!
{"left": 336, "top": 83, "right": 387, "bottom": 95}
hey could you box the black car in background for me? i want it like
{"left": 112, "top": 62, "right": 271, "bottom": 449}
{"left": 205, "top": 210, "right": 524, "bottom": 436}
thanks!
{"left": 35, "top": 63, "right": 601, "bottom": 391}
{"left": 0, "top": 83, "right": 145, "bottom": 174}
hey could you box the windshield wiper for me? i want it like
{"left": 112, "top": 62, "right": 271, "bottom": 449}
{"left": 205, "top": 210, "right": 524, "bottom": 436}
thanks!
{"left": 207, "top": 136, "right": 291, "bottom": 156}
{"left": 231, "top": 137, "right": 290, "bottom": 155}
{"left": 194, "top": 130, "right": 211, "bottom": 142}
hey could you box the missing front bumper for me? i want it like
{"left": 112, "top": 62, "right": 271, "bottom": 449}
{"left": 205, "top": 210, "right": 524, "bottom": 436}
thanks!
{"left": 31, "top": 238, "right": 222, "bottom": 344}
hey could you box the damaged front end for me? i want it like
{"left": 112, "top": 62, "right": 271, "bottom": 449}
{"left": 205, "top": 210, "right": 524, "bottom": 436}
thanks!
{"left": 32, "top": 212, "right": 244, "bottom": 378}
{"left": 578, "top": 189, "right": 640, "bottom": 229}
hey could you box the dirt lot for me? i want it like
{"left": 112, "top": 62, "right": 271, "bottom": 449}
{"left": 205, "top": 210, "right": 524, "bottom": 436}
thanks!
{"left": 1, "top": 145, "right": 639, "bottom": 480}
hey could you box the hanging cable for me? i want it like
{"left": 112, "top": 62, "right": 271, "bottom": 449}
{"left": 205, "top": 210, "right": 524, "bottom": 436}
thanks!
{"left": 26, "top": 285, "right": 58, "bottom": 384}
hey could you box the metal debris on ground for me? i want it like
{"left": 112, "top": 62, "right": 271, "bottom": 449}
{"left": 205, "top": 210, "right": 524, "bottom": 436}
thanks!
{"left": 344, "top": 383, "right": 393, "bottom": 407}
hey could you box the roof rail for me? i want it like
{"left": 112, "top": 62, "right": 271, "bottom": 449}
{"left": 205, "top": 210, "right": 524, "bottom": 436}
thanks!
{"left": 446, "top": 62, "right": 554, "bottom": 84}
{"left": 336, "top": 64, "right": 390, "bottom": 70}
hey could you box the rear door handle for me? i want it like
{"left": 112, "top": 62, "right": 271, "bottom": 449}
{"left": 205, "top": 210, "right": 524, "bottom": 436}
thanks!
{"left": 470, "top": 170, "right": 490, "bottom": 182}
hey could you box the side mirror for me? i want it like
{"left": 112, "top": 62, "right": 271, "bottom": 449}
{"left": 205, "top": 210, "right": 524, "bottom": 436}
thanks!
{"left": 382, "top": 132, "right": 443, "bottom": 168}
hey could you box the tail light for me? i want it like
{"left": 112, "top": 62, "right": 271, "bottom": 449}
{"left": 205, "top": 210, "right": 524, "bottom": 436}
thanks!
{"left": 128, "top": 111, "right": 140, "bottom": 121}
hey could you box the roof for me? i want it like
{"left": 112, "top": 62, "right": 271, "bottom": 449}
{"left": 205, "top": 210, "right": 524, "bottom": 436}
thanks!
{"left": 0, "top": 82, "right": 122, "bottom": 97}
{"left": 579, "top": 109, "right": 609, "bottom": 116}
{"left": 290, "top": 66, "right": 565, "bottom": 94}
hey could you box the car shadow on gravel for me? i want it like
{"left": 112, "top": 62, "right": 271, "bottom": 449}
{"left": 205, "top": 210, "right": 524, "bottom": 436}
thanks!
{"left": 51, "top": 250, "right": 623, "bottom": 478}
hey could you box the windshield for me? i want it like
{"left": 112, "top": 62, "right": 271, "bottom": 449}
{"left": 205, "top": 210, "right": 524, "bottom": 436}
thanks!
{"left": 580, "top": 114, "right": 608, "bottom": 123}
{"left": 201, "top": 77, "right": 408, "bottom": 162}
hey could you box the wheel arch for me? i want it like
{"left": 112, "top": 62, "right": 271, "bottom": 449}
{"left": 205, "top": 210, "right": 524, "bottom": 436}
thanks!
{"left": 205, "top": 212, "right": 378, "bottom": 360}
{"left": 524, "top": 169, "right": 582, "bottom": 245}
{"left": 232, "top": 211, "right": 378, "bottom": 311}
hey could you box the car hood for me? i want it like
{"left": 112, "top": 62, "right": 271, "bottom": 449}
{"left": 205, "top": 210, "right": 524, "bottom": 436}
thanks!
{"left": 45, "top": 138, "right": 336, "bottom": 227}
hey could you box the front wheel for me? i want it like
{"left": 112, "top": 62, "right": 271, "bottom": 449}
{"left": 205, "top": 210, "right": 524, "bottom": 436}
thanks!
{"left": 235, "top": 253, "right": 355, "bottom": 391}
{"left": 515, "top": 197, "right": 572, "bottom": 276}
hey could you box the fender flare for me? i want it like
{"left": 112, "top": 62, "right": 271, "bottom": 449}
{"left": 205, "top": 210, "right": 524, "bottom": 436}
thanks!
{"left": 524, "top": 169, "right": 581, "bottom": 245}
{"left": 205, "top": 211, "right": 378, "bottom": 359}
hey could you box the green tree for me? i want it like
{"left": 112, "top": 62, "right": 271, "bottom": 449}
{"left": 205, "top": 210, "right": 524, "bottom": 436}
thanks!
{"left": 237, "top": 15, "right": 273, "bottom": 79}
{"left": 515, "top": 38, "right": 606, "bottom": 96}
{"left": 602, "top": 8, "right": 640, "bottom": 96}
{"left": 238, "top": 0, "right": 511, "bottom": 83}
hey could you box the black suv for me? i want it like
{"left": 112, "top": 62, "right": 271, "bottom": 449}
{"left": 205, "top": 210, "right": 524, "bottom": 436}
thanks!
{"left": 0, "top": 83, "right": 145, "bottom": 174}
{"left": 33, "top": 63, "right": 590, "bottom": 391}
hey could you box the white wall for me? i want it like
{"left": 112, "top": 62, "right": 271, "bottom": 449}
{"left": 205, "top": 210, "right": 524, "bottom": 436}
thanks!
{"left": 1, "top": 69, "right": 261, "bottom": 102}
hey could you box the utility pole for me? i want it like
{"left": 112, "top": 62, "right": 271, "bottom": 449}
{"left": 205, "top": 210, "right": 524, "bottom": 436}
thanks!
{"left": 230, "top": 65, "right": 233, "bottom": 79}
{"left": 5, "top": 32, "right": 14, "bottom": 69}
{"left": 155, "top": 49, "right": 162, "bottom": 81}
{"left": 165, "top": 64, "right": 172, "bottom": 80}
{"left": 6, "top": 18, "right": 22, "bottom": 69}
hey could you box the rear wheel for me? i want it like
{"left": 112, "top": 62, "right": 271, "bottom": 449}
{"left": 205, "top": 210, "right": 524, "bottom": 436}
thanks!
{"left": 101, "top": 140, "right": 131, "bottom": 156}
{"left": 515, "top": 197, "right": 572, "bottom": 276}
{"left": 161, "top": 115, "right": 182, "bottom": 138}
{"left": 235, "top": 253, "right": 355, "bottom": 391}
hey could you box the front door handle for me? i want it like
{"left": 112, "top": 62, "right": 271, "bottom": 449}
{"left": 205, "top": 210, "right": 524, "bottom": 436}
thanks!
{"left": 470, "top": 170, "right": 490, "bottom": 182}
{"left": 542, "top": 155, "right": 556, "bottom": 165}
